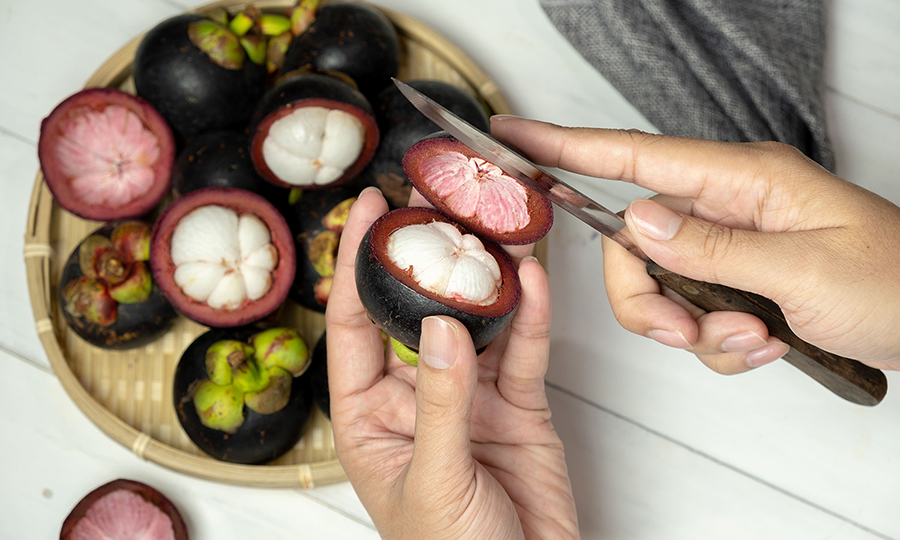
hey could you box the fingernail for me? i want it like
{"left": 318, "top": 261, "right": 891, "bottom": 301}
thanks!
{"left": 420, "top": 317, "right": 457, "bottom": 369}
{"left": 490, "top": 114, "right": 520, "bottom": 123}
{"left": 746, "top": 342, "right": 790, "bottom": 368}
{"left": 360, "top": 186, "right": 382, "bottom": 196}
{"left": 647, "top": 329, "right": 693, "bottom": 350}
{"left": 520, "top": 255, "right": 539, "bottom": 266}
{"left": 629, "top": 200, "right": 683, "bottom": 241}
{"left": 721, "top": 331, "right": 768, "bottom": 353}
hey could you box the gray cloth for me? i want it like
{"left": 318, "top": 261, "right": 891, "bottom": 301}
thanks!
{"left": 540, "top": 0, "right": 834, "bottom": 171}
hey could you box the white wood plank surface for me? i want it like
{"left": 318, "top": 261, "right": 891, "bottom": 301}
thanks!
{"left": 2, "top": 0, "right": 899, "bottom": 538}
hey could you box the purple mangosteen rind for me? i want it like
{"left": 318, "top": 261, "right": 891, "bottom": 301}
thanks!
{"left": 173, "top": 327, "right": 313, "bottom": 465}
{"left": 133, "top": 13, "right": 267, "bottom": 141}
{"left": 60, "top": 479, "right": 189, "bottom": 540}
{"left": 355, "top": 207, "right": 521, "bottom": 351}
{"left": 38, "top": 88, "right": 175, "bottom": 222}
{"left": 402, "top": 132, "right": 554, "bottom": 245}
{"left": 149, "top": 187, "right": 296, "bottom": 328}
{"left": 60, "top": 221, "right": 177, "bottom": 350}
{"left": 310, "top": 330, "right": 330, "bottom": 419}
{"left": 249, "top": 71, "right": 380, "bottom": 190}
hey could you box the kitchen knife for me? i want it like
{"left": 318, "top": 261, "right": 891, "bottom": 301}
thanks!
{"left": 393, "top": 78, "right": 887, "bottom": 406}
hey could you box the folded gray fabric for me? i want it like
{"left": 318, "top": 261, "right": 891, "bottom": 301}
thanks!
{"left": 540, "top": 0, "right": 834, "bottom": 170}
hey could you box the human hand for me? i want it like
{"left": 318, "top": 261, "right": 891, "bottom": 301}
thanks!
{"left": 491, "top": 115, "right": 900, "bottom": 373}
{"left": 324, "top": 187, "right": 579, "bottom": 540}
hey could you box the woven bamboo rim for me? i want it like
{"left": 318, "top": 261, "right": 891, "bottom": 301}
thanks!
{"left": 23, "top": 1, "right": 540, "bottom": 488}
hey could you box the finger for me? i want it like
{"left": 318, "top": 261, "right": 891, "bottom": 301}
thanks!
{"left": 692, "top": 312, "right": 788, "bottom": 374}
{"left": 325, "top": 187, "right": 391, "bottom": 400}
{"left": 496, "top": 256, "right": 552, "bottom": 409}
{"left": 409, "top": 316, "right": 479, "bottom": 483}
{"left": 489, "top": 116, "right": 798, "bottom": 202}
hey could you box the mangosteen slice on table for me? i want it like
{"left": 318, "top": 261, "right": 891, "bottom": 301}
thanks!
{"left": 249, "top": 71, "right": 379, "bottom": 190}
{"left": 361, "top": 80, "right": 491, "bottom": 209}
{"left": 133, "top": 13, "right": 267, "bottom": 141}
{"left": 356, "top": 207, "right": 521, "bottom": 352}
{"left": 279, "top": 183, "right": 360, "bottom": 311}
{"left": 60, "top": 221, "right": 177, "bottom": 350}
{"left": 38, "top": 88, "right": 175, "bottom": 221}
{"left": 60, "top": 479, "right": 188, "bottom": 540}
{"left": 403, "top": 132, "right": 554, "bottom": 245}
{"left": 173, "top": 326, "right": 313, "bottom": 464}
{"left": 280, "top": 2, "right": 400, "bottom": 101}
{"left": 150, "top": 187, "right": 295, "bottom": 328}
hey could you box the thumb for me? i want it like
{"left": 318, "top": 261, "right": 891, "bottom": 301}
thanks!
{"left": 624, "top": 198, "right": 817, "bottom": 298}
{"left": 409, "top": 315, "right": 478, "bottom": 482}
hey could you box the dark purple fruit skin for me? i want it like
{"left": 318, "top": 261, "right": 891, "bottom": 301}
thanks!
{"left": 171, "top": 130, "right": 289, "bottom": 202}
{"left": 280, "top": 3, "right": 400, "bottom": 101}
{"left": 133, "top": 13, "right": 267, "bottom": 142}
{"left": 60, "top": 479, "right": 189, "bottom": 540}
{"left": 360, "top": 80, "right": 491, "bottom": 209}
{"left": 355, "top": 209, "right": 520, "bottom": 351}
{"left": 249, "top": 71, "right": 374, "bottom": 128}
{"left": 60, "top": 222, "right": 176, "bottom": 350}
{"left": 310, "top": 331, "right": 330, "bottom": 419}
{"left": 173, "top": 327, "right": 313, "bottom": 465}
{"left": 278, "top": 183, "right": 362, "bottom": 312}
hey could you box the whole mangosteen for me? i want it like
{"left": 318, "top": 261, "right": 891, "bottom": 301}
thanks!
{"left": 60, "top": 221, "right": 176, "bottom": 350}
{"left": 361, "top": 80, "right": 491, "bottom": 209}
{"left": 133, "top": 13, "right": 267, "bottom": 141}
{"left": 249, "top": 71, "right": 379, "bottom": 190}
{"left": 279, "top": 183, "right": 361, "bottom": 311}
{"left": 173, "top": 326, "right": 313, "bottom": 464}
{"left": 150, "top": 187, "right": 295, "bottom": 328}
{"left": 60, "top": 479, "right": 188, "bottom": 540}
{"left": 309, "top": 331, "right": 329, "bottom": 419}
{"left": 356, "top": 207, "right": 521, "bottom": 351}
{"left": 403, "top": 132, "right": 554, "bottom": 245}
{"left": 38, "top": 88, "right": 175, "bottom": 222}
{"left": 280, "top": 2, "right": 400, "bottom": 100}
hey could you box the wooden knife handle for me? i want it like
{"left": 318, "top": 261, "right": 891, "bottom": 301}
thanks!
{"left": 646, "top": 261, "right": 887, "bottom": 406}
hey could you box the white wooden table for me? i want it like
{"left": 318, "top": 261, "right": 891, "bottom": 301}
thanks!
{"left": 2, "top": 0, "right": 899, "bottom": 538}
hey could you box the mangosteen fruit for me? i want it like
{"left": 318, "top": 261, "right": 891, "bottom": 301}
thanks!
{"left": 60, "top": 479, "right": 188, "bottom": 540}
{"left": 171, "top": 130, "right": 288, "bottom": 203}
{"left": 280, "top": 2, "right": 400, "bottom": 100}
{"left": 173, "top": 326, "right": 313, "bottom": 464}
{"left": 150, "top": 187, "right": 295, "bottom": 328}
{"left": 133, "top": 13, "right": 267, "bottom": 141}
{"left": 402, "top": 132, "right": 554, "bottom": 245}
{"left": 38, "top": 88, "right": 175, "bottom": 221}
{"left": 249, "top": 71, "right": 378, "bottom": 190}
{"left": 309, "top": 330, "right": 330, "bottom": 418}
{"left": 60, "top": 220, "right": 176, "bottom": 349}
{"left": 356, "top": 207, "right": 521, "bottom": 351}
{"left": 279, "top": 183, "right": 360, "bottom": 311}
{"left": 361, "top": 79, "right": 491, "bottom": 209}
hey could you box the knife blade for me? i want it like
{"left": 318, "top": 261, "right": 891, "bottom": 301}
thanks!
{"left": 394, "top": 78, "right": 887, "bottom": 406}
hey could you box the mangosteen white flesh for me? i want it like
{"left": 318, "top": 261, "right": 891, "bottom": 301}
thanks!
{"left": 171, "top": 206, "right": 278, "bottom": 309}
{"left": 261, "top": 106, "right": 366, "bottom": 186}
{"left": 387, "top": 221, "right": 501, "bottom": 306}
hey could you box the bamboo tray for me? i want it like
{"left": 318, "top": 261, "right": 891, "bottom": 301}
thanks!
{"left": 24, "top": 0, "right": 519, "bottom": 488}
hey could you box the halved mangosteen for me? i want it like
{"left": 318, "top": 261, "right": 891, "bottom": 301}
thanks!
{"left": 60, "top": 221, "right": 177, "bottom": 349}
{"left": 249, "top": 71, "right": 379, "bottom": 190}
{"left": 360, "top": 80, "right": 491, "bottom": 209}
{"left": 60, "top": 479, "right": 188, "bottom": 540}
{"left": 173, "top": 326, "right": 312, "bottom": 464}
{"left": 279, "top": 183, "right": 361, "bottom": 311}
{"left": 133, "top": 13, "right": 267, "bottom": 141}
{"left": 280, "top": 2, "right": 400, "bottom": 100}
{"left": 150, "top": 187, "right": 295, "bottom": 328}
{"left": 38, "top": 88, "right": 175, "bottom": 221}
{"left": 356, "top": 207, "right": 521, "bottom": 351}
{"left": 403, "top": 132, "right": 554, "bottom": 245}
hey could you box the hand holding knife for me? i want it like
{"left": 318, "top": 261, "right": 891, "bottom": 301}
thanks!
{"left": 393, "top": 78, "right": 888, "bottom": 406}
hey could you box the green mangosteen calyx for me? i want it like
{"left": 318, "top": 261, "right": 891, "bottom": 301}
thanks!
{"left": 290, "top": 0, "right": 320, "bottom": 36}
{"left": 62, "top": 221, "right": 153, "bottom": 326}
{"left": 391, "top": 337, "right": 419, "bottom": 367}
{"left": 188, "top": 19, "right": 247, "bottom": 70}
{"left": 191, "top": 328, "right": 310, "bottom": 433}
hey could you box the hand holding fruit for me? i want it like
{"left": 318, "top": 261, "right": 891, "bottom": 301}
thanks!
{"left": 491, "top": 115, "right": 900, "bottom": 373}
{"left": 325, "top": 188, "right": 579, "bottom": 540}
